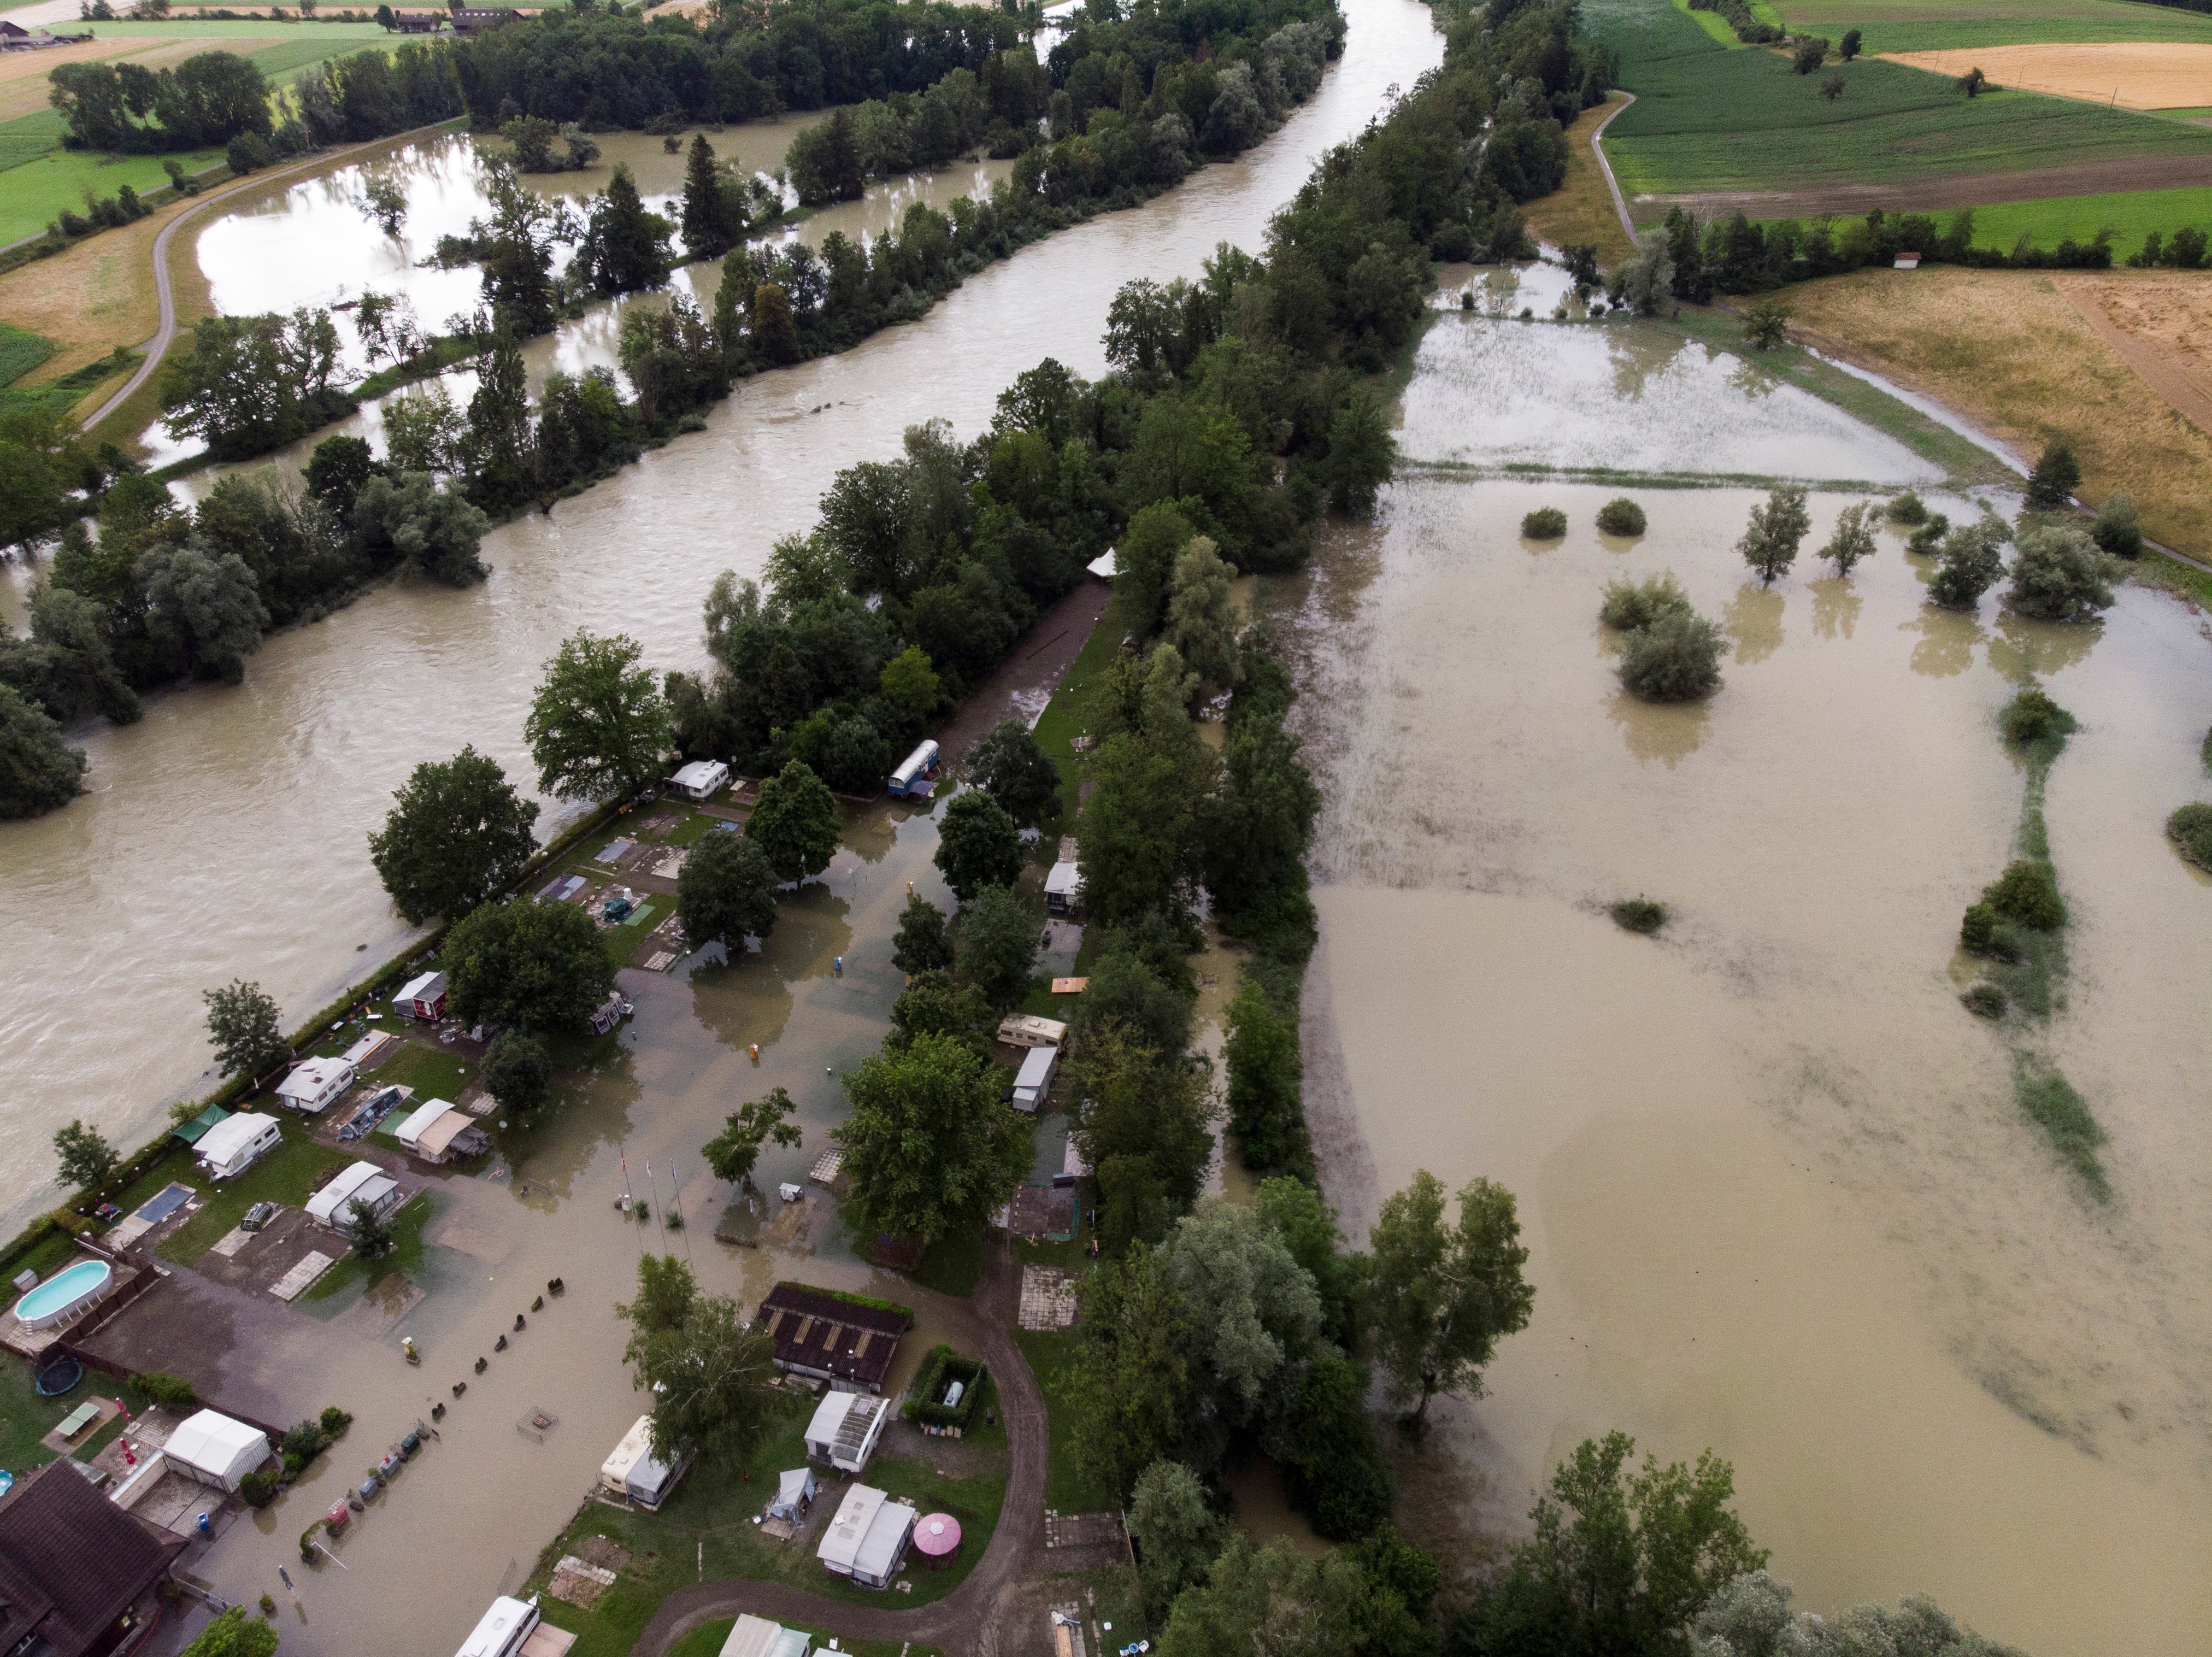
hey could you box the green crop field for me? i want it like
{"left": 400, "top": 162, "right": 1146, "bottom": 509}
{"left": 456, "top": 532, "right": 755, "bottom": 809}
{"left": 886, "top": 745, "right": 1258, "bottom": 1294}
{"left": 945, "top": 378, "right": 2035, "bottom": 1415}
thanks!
{"left": 1590, "top": 0, "right": 2212, "bottom": 197}
{"left": 1944, "top": 183, "right": 2212, "bottom": 247}
{"left": 0, "top": 143, "right": 227, "bottom": 246}
{"left": 1772, "top": 0, "right": 2212, "bottom": 52}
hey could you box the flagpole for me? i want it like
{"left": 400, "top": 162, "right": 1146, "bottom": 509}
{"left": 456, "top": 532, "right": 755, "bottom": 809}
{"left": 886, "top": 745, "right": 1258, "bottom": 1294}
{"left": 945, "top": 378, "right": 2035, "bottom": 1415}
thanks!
{"left": 648, "top": 1159, "right": 668, "bottom": 1254}
{"left": 673, "top": 1155, "right": 697, "bottom": 1269}
{"left": 620, "top": 1142, "right": 643, "bottom": 1256}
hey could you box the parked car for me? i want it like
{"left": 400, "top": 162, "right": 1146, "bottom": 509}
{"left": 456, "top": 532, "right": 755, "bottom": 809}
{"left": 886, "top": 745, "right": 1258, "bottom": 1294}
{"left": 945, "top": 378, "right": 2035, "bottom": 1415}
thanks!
{"left": 240, "top": 1202, "right": 277, "bottom": 1232}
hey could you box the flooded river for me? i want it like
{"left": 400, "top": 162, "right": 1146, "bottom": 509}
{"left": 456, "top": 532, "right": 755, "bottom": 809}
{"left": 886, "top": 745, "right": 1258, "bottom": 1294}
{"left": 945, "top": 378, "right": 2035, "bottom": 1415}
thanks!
{"left": 0, "top": 0, "right": 1445, "bottom": 1238}
{"left": 1276, "top": 311, "right": 2212, "bottom": 1653}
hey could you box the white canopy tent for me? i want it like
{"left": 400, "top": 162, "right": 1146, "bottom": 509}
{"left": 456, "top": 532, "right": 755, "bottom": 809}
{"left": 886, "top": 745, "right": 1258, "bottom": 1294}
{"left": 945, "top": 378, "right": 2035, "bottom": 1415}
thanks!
{"left": 161, "top": 1409, "right": 270, "bottom": 1491}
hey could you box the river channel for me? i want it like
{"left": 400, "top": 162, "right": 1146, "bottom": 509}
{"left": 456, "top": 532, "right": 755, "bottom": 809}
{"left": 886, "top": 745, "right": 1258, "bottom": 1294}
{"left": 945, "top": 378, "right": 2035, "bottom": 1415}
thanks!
{"left": 1271, "top": 308, "right": 2212, "bottom": 1653}
{"left": 0, "top": 0, "right": 1444, "bottom": 1239}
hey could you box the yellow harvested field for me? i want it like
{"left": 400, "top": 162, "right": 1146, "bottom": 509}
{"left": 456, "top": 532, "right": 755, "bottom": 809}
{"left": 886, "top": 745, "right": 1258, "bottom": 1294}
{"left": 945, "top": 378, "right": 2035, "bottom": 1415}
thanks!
{"left": 1521, "top": 95, "right": 1639, "bottom": 267}
{"left": 1880, "top": 43, "right": 2212, "bottom": 110}
{"left": 1774, "top": 266, "right": 2212, "bottom": 560}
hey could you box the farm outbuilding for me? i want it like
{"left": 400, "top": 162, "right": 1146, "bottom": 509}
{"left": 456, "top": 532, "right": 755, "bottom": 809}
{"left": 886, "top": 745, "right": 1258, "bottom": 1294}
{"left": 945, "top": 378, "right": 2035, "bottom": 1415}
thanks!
{"left": 757, "top": 1283, "right": 911, "bottom": 1393}
{"left": 161, "top": 1409, "right": 270, "bottom": 1492}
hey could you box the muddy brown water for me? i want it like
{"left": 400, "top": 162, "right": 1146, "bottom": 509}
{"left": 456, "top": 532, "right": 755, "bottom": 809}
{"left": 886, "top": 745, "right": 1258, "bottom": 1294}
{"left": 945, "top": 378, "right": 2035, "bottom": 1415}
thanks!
{"left": 0, "top": 0, "right": 1446, "bottom": 1241}
{"left": 1270, "top": 314, "right": 2212, "bottom": 1654}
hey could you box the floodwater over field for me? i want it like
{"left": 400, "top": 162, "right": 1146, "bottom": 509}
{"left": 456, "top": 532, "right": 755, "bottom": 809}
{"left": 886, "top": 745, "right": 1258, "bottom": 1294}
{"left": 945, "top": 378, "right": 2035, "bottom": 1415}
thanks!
{"left": 1275, "top": 312, "right": 2212, "bottom": 1654}
{"left": 0, "top": 0, "right": 1446, "bottom": 1235}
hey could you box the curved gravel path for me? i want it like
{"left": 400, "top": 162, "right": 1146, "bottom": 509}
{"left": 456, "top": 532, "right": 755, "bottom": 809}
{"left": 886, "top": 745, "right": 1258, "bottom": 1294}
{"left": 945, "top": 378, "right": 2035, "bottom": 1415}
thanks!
{"left": 1588, "top": 91, "right": 1639, "bottom": 249}
{"left": 627, "top": 1236, "right": 1050, "bottom": 1656}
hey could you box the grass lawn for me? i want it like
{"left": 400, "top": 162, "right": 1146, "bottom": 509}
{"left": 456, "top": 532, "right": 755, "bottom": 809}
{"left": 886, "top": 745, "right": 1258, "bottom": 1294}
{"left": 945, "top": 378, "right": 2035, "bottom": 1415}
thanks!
{"left": 366, "top": 1038, "right": 472, "bottom": 1104}
{"left": 1773, "top": 0, "right": 2212, "bottom": 52}
{"left": 1028, "top": 605, "right": 1126, "bottom": 830}
{"left": 526, "top": 1397, "right": 1004, "bottom": 1656}
{"left": 0, "top": 141, "right": 228, "bottom": 248}
{"left": 1523, "top": 95, "right": 1642, "bottom": 266}
{"left": 1590, "top": 0, "right": 2212, "bottom": 198}
{"left": 155, "top": 1129, "right": 352, "bottom": 1265}
{"left": 0, "top": 319, "right": 52, "bottom": 385}
{"left": 300, "top": 1190, "right": 436, "bottom": 1307}
{"left": 0, "top": 1353, "right": 76, "bottom": 1475}
{"left": 1012, "top": 1329, "right": 1117, "bottom": 1515}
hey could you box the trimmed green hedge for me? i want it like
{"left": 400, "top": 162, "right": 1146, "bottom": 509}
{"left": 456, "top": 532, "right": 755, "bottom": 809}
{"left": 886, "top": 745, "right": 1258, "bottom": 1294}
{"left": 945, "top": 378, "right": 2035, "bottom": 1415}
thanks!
{"left": 904, "top": 1344, "right": 987, "bottom": 1432}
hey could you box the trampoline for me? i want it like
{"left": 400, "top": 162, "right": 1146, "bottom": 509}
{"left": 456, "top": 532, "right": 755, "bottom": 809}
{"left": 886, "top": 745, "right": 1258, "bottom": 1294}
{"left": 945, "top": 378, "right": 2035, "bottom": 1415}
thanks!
{"left": 33, "top": 1353, "right": 82, "bottom": 1397}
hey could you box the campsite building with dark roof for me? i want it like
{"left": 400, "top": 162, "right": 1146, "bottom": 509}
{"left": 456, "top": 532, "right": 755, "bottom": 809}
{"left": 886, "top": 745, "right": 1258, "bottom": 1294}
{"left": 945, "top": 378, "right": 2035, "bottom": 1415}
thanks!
{"left": 0, "top": 1460, "right": 184, "bottom": 1657}
{"left": 756, "top": 1282, "right": 912, "bottom": 1395}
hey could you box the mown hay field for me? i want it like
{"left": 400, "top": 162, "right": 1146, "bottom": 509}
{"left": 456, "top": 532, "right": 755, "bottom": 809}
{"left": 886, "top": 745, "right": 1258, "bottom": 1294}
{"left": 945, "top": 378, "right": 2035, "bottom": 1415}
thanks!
{"left": 1883, "top": 42, "right": 2212, "bottom": 109}
{"left": 1774, "top": 266, "right": 2212, "bottom": 559}
{"left": 1521, "top": 94, "right": 1642, "bottom": 265}
{"left": 1587, "top": 0, "right": 2212, "bottom": 198}
{"left": 1775, "top": 0, "right": 2212, "bottom": 52}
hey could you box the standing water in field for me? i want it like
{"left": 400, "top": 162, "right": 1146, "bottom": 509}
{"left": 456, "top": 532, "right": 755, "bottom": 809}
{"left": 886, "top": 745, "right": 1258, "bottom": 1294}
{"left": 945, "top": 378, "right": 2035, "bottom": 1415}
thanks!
{"left": 1268, "top": 310, "right": 2212, "bottom": 1655}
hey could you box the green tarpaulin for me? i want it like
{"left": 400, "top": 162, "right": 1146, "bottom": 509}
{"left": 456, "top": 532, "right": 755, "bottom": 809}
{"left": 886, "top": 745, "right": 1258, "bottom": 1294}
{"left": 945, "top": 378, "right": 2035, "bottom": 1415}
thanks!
{"left": 172, "top": 1104, "right": 228, "bottom": 1145}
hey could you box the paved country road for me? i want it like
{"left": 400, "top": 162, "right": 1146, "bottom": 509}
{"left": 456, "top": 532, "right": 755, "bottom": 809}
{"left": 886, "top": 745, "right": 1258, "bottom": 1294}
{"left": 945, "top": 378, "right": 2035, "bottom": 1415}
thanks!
{"left": 628, "top": 1237, "right": 1054, "bottom": 1657}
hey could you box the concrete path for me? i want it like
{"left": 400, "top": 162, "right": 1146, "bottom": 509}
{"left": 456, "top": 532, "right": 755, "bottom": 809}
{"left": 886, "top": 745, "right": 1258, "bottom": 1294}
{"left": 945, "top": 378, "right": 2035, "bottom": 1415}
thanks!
{"left": 627, "top": 1234, "right": 1052, "bottom": 1655}
{"left": 1587, "top": 91, "right": 1639, "bottom": 250}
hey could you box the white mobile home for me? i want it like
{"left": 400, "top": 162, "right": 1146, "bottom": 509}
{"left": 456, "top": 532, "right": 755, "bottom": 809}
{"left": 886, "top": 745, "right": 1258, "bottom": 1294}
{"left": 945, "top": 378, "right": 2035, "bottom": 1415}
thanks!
{"left": 817, "top": 1483, "right": 884, "bottom": 1577}
{"left": 396, "top": 1098, "right": 488, "bottom": 1165}
{"left": 275, "top": 1056, "right": 355, "bottom": 1115}
{"left": 454, "top": 1595, "right": 543, "bottom": 1657}
{"left": 599, "top": 1414, "right": 691, "bottom": 1510}
{"left": 1043, "top": 860, "right": 1084, "bottom": 915}
{"left": 803, "top": 1390, "right": 888, "bottom": 1474}
{"left": 887, "top": 739, "right": 940, "bottom": 799}
{"left": 162, "top": 1409, "right": 270, "bottom": 1492}
{"left": 719, "top": 1614, "right": 811, "bottom": 1657}
{"left": 1010, "top": 1043, "right": 1060, "bottom": 1113}
{"left": 850, "top": 1499, "right": 917, "bottom": 1589}
{"left": 670, "top": 759, "right": 732, "bottom": 801}
{"left": 305, "top": 1161, "right": 402, "bottom": 1233}
{"left": 196, "top": 1112, "right": 281, "bottom": 1180}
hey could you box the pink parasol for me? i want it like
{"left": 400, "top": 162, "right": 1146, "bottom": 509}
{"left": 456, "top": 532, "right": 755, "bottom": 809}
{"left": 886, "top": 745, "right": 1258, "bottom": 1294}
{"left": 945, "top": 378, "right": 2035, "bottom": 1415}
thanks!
{"left": 913, "top": 1514, "right": 962, "bottom": 1560}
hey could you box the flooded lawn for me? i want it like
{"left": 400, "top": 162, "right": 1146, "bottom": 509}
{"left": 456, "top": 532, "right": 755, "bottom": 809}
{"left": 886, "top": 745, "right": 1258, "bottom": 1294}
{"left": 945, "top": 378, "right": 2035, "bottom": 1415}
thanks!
{"left": 1270, "top": 314, "right": 2212, "bottom": 1654}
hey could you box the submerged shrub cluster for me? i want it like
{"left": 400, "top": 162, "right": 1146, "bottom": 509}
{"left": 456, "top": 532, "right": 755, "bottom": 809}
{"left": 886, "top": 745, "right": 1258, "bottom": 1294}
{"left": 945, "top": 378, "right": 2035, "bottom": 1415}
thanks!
{"left": 1999, "top": 686, "right": 2074, "bottom": 748}
{"left": 2168, "top": 802, "right": 2212, "bottom": 869}
{"left": 1521, "top": 506, "right": 1568, "bottom": 538}
{"left": 1595, "top": 497, "right": 1646, "bottom": 536}
{"left": 1610, "top": 896, "right": 1667, "bottom": 934}
{"left": 1599, "top": 571, "right": 1722, "bottom": 703}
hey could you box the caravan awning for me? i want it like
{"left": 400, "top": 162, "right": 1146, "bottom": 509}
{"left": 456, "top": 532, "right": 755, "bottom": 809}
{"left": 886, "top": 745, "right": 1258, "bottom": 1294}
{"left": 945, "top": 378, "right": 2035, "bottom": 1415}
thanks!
{"left": 172, "top": 1104, "right": 229, "bottom": 1145}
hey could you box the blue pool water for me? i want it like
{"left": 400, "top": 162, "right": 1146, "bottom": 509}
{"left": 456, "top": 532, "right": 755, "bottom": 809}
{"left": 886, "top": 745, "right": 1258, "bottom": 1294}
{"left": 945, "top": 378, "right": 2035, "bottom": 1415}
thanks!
{"left": 14, "top": 1260, "right": 111, "bottom": 1328}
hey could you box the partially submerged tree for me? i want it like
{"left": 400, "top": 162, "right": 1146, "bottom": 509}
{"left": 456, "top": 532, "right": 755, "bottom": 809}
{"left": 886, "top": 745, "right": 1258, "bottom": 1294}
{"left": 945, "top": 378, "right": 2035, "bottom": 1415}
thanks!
{"left": 617, "top": 1254, "right": 781, "bottom": 1471}
{"left": 745, "top": 759, "right": 839, "bottom": 883}
{"left": 934, "top": 789, "right": 1024, "bottom": 900}
{"left": 676, "top": 828, "right": 780, "bottom": 954}
{"left": 442, "top": 898, "right": 616, "bottom": 1031}
{"left": 204, "top": 978, "right": 287, "bottom": 1078}
{"left": 2023, "top": 436, "right": 2081, "bottom": 511}
{"left": 481, "top": 1029, "right": 552, "bottom": 1113}
{"left": 1693, "top": 1569, "right": 2028, "bottom": 1657}
{"left": 1365, "top": 1170, "right": 1535, "bottom": 1428}
{"left": 954, "top": 882, "right": 1038, "bottom": 1009}
{"left": 1619, "top": 608, "right": 1725, "bottom": 703}
{"left": 1819, "top": 501, "right": 1877, "bottom": 575}
{"left": 1068, "top": 1244, "right": 1195, "bottom": 1500}
{"left": 1926, "top": 516, "right": 2009, "bottom": 609}
{"left": 702, "top": 1086, "right": 802, "bottom": 1188}
{"left": 891, "top": 892, "right": 956, "bottom": 976}
{"left": 2007, "top": 524, "right": 2115, "bottom": 622}
{"left": 834, "top": 1032, "right": 1030, "bottom": 1250}
{"left": 367, "top": 745, "right": 540, "bottom": 925}
{"left": 0, "top": 684, "right": 87, "bottom": 820}
{"left": 967, "top": 718, "right": 1060, "bottom": 830}
{"left": 1738, "top": 486, "right": 1810, "bottom": 586}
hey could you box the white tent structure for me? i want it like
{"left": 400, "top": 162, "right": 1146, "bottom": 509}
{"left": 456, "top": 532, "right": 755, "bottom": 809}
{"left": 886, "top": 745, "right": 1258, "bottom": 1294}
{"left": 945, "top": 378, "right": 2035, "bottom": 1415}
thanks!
{"left": 803, "top": 1390, "right": 887, "bottom": 1473}
{"left": 719, "top": 1614, "right": 810, "bottom": 1657}
{"left": 161, "top": 1409, "right": 270, "bottom": 1491}
{"left": 766, "top": 1466, "right": 819, "bottom": 1523}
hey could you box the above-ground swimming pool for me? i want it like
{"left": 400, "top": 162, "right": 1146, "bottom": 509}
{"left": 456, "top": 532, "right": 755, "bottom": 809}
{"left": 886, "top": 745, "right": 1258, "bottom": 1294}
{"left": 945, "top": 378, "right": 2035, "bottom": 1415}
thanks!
{"left": 13, "top": 1259, "right": 112, "bottom": 1331}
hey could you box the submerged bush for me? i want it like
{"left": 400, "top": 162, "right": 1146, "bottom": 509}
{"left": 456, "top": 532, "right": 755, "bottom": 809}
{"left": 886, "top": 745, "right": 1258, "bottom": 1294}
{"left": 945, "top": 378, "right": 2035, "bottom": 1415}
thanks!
{"left": 1927, "top": 517, "right": 2008, "bottom": 609}
{"left": 1611, "top": 896, "right": 1667, "bottom": 933}
{"left": 1983, "top": 859, "right": 2066, "bottom": 930}
{"left": 2168, "top": 802, "right": 2212, "bottom": 869}
{"left": 1522, "top": 506, "right": 1568, "bottom": 539}
{"left": 1598, "top": 571, "right": 1691, "bottom": 631}
{"left": 1904, "top": 512, "right": 1950, "bottom": 556}
{"left": 2000, "top": 686, "right": 2073, "bottom": 746}
{"left": 1885, "top": 490, "right": 1928, "bottom": 526}
{"left": 1595, "top": 497, "right": 1647, "bottom": 536}
{"left": 1958, "top": 901, "right": 1997, "bottom": 954}
{"left": 2007, "top": 524, "right": 2114, "bottom": 622}
{"left": 1619, "top": 608, "right": 1725, "bottom": 703}
{"left": 1961, "top": 983, "right": 2007, "bottom": 1019}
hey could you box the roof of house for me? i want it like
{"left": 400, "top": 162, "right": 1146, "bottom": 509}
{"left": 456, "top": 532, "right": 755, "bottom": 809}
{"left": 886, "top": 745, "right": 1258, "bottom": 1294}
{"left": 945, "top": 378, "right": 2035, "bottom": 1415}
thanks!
{"left": 397, "top": 971, "right": 446, "bottom": 1003}
{"left": 758, "top": 1284, "right": 911, "bottom": 1389}
{"left": 1043, "top": 860, "right": 1083, "bottom": 895}
{"left": 196, "top": 1110, "right": 276, "bottom": 1164}
{"left": 0, "top": 1460, "right": 182, "bottom": 1657}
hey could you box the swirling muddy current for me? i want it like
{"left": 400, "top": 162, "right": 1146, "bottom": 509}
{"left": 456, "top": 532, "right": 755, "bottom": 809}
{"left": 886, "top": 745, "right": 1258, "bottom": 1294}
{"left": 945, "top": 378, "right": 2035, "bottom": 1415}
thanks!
{"left": 1270, "top": 317, "right": 2212, "bottom": 1654}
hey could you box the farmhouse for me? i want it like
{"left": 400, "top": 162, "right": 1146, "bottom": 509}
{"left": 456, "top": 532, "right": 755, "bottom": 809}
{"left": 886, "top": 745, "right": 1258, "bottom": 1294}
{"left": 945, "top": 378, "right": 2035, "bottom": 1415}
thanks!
{"left": 756, "top": 1283, "right": 911, "bottom": 1394}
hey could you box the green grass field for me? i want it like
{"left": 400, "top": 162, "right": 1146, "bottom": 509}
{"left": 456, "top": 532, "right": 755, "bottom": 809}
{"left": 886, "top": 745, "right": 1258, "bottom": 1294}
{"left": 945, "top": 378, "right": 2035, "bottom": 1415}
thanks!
{"left": 1950, "top": 183, "right": 2212, "bottom": 246}
{"left": 0, "top": 142, "right": 226, "bottom": 246}
{"left": 1592, "top": 0, "right": 2212, "bottom": 197}
{"left": 1772, "top": 0, "right": 2212, "bottom": 51}
{"left": 155, "top": 1128, "right": 353, "bottom": 1265}
{"left": 0, "top": 320, "right": 54, "bottom": 387}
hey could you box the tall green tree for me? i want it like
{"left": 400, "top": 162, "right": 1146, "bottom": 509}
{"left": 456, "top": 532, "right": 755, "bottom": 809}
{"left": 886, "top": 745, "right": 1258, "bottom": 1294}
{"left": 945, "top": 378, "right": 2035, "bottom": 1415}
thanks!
{"left": 1322, "top": 385, "right": 1396, "bottom": 514}
{"left": 679, "top": 132, "right": 736, "bottom": 258}
{"left": 441, "top": 897, "right": 616, "bottom": 1030}
{"left": 952, "top": 882, "right": 1036, "bottom": 1009}
{"left": 1069, "top": 1243, "right": 1195, "bottom": 1500}
{"left": 1738, "top": 486, "right": 1810, "bottom": 586}
{"left": 1201, "top": 713, "right": 1318, "bottom": 930}
{"left": 1157, "top": 1533, "right": 1373, "bottom": 1657}
{"left": 203, "top": 978, "right": 287, "bottom": 1078}
{"left": 1165, "top": 534, "right": 1238, "bottom": 691}
{"left": 137, "top": 540, "right": 269, "bottom": 683}
{"left": 525, "top": 629, "right": 668, "bottom": 802}
{"left": 0, "top": 684, "right": 86, "bottom": 820}
{"left": 2024, "top": 437, "right": 2082, "bottom": 512}
{"left": 1819, "top": 501, "right": 1876, "bottom": 575}
{"left": 366, "top": 745, "right": 540, "bottom": 925}
{"left": 2007, "top": 524, "right": 2115, "bottom": 622}
{"left": 676, "top": 827, "right": 780, "bottom": 953}
{"left": 967, "top": 717, "right": 1059, "bottom": 829}
{"left": 1224, "top": 979, "right": 1305, "bottom": 1173}
{"left": 1070, "top": 1016, "right": 1214, "bottom": 1254}
{"left": 701, "top": 1086, "right": 802, "bottom": 1187}
{"left": 1365, "top": 1170, "right": 1536, "bottom": 1427}
{"left": 53, "top": 1119, "right": 119, "bottom": 1192}
{"left": 616, "top": 1254, "right": 781, "bottom": 1471}
{"left": 1456, "top": 1432, "right": 1767, "bottom": 1656}
{"left": 351, "top": 472, "right": 491, "bottom": 586}
{"left": 579, "top": 164, "right": 674, "bottom": 295}
{"left": 834, "top": 1031, "right": 1029, "bottom": 1248}
{"left": 934, "top": 788, "right": 1023, "bottom": 899}
{"left": 744, "top": 759, "right": 839, "bottom": 883}
{"left": 1115, "top": 501, "right": 1196, "bottom": 637}
{"left": 886, "top": 970, "right": 996, "bottom": 1058}
{"left": 1127, "top": 1460, "right": 1224, "bottom": 1621}
{"left": 481, "top": 1028, "right": 552, "bottom": 1113}
{"left": 892, "top": 891, "right": 956, "bottom": 976}
{"left": 179, "top": 1606, "right": 278, "bottom": 1657}
{"left": 878, "top": 644, "right": 942, "bottom": 731}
